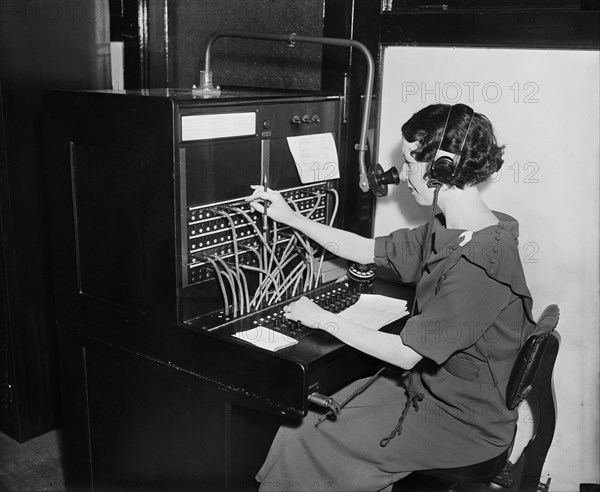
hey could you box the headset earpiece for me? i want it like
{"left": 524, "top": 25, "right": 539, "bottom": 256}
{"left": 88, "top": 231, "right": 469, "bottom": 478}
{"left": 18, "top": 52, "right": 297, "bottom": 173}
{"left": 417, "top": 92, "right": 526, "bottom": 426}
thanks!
{"left": 429, "top": 105, "right": 475, "bottom": 186}
{"left": 429, "top": 154, "right": 456, "bottom": 184}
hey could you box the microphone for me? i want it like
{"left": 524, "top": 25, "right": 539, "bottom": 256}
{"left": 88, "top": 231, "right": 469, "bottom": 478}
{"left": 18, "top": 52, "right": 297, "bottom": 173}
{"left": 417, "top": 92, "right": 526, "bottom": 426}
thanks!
{"left": 367, "top": 163, "right": 400, "bottom": 197}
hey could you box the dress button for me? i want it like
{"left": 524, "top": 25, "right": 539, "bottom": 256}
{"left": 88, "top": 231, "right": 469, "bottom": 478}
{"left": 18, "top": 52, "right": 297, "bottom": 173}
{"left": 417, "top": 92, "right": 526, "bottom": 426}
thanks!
{"left": 495, "top": 228, "right": 503, "bottom": 235}
{"left": 495, "top": 234, "right": 502, "bottom": 241}
{"left": 497, "top": 223, "right": 504, "bottom": 229}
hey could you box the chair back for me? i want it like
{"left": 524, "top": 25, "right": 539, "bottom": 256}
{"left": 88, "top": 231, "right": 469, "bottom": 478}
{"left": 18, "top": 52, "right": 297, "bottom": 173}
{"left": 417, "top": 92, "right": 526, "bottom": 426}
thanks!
{"left": 494, "top": 304, "right": 560, "bottom": 492}
{"left": 506, "top": 304, "right": 560, "bottom": 410}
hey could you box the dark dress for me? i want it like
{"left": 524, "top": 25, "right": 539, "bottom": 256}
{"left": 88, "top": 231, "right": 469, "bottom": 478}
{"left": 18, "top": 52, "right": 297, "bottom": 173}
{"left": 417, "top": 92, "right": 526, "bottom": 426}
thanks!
{"left": 256, "top": 213, "right": 535, "bottom": 492}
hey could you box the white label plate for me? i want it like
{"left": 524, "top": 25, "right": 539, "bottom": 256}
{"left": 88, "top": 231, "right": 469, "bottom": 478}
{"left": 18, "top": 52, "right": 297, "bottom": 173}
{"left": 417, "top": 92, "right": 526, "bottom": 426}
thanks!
{"left": 181, "top": 112, "right": 256, "bottom": 141}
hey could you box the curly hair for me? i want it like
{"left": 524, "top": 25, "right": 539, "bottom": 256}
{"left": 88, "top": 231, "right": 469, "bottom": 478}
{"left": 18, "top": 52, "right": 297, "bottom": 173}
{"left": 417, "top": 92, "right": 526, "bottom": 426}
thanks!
{"left": 401, "top": 103, "right": 504, "bottom": 189}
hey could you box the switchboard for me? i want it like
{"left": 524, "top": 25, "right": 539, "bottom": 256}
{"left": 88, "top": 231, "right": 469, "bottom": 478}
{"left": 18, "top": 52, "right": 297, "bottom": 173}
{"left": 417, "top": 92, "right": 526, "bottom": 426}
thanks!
{"left": 44, "top": 87, "right": 411, "bottom": 491}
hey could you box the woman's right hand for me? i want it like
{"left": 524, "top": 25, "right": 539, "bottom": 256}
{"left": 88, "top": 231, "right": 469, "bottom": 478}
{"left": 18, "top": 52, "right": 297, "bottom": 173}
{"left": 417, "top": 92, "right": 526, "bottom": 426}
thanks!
{"left": 245, "top": 186, "right": 298, "bottom": 226}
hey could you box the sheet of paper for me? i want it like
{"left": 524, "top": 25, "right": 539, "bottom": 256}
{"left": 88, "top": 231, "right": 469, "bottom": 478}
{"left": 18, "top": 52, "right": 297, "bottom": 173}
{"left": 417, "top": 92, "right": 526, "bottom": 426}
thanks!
{"left": 337, "top": 294, "right": 409, "bottom": 330}
{"left": 232, "top": 326, "right": 298, "bottom": 352}
{"left": 286, "top": 133, "right": 340, "bottom": 183}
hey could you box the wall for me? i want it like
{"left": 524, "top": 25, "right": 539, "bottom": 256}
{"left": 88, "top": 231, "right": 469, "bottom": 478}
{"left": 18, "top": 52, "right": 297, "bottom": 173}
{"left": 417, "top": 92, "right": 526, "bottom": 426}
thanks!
{"left": 375, "top": 46, "right": 600, "bottom": 490}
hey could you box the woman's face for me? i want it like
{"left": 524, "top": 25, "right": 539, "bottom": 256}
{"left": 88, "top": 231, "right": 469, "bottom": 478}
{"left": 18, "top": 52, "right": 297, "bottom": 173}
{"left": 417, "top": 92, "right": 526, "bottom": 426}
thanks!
{"left": 399, "top": 138, "right": 435, "bottom": 206}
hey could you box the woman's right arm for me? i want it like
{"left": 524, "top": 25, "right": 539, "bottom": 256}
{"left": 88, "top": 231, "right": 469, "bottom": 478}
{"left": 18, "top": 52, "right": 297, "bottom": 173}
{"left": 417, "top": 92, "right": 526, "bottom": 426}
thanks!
{"left": 246, "top": 187, "right": 375, "bottom": 265}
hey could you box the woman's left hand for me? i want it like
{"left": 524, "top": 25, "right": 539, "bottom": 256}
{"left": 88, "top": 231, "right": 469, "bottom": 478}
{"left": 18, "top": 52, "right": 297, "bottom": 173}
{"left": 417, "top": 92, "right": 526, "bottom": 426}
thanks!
{"left": 283, "top": 297, "right": 338, "bottom": 332}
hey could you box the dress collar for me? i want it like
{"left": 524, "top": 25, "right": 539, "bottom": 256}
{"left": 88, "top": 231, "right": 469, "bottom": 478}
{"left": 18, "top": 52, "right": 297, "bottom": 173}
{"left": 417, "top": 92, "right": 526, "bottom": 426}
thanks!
{"left": 432, "top": 212, "right": 520, "bottom": 253}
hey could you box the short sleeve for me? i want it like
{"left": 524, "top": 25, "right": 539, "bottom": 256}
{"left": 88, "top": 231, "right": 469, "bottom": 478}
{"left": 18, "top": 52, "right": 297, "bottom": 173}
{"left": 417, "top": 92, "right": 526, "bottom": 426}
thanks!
{"left": 374, "top": 225, "right": 428, "bottom": 284}
{"left": 400, "top": 258, "right": 512, "bottom": 364}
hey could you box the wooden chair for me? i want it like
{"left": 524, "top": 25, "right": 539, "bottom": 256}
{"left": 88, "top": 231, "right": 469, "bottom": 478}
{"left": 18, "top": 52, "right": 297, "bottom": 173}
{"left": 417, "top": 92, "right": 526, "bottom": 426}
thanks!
{"left": 394, "top": 304, "right": 560, "bottom": 492}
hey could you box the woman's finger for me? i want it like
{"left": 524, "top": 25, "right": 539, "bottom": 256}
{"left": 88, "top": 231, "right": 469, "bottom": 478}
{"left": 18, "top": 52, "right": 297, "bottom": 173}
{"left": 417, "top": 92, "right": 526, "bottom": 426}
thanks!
{"left": 248, "top": 185, "right": 274, "bottom": 195}
{"left": 245, "top": 189, "right": 276, "bottom": 205}
{"left": 245, "top": 189, "right": 264, "bottom": 201}
{"left": 248, "top": 200, "right": 264, "bottom": 214}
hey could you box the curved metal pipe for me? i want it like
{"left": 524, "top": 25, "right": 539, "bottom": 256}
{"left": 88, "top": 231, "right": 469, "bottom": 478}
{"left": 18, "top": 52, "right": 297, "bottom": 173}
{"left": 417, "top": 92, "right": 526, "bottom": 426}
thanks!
{"left": 203, "top": 30, "right": 375, "bottom": 193}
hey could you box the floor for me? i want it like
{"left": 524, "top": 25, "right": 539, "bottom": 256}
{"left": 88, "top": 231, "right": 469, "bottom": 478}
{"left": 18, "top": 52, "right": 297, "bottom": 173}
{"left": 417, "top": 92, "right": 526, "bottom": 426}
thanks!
{"left": 0, "top": 429, "right": 65, "bottom": 491}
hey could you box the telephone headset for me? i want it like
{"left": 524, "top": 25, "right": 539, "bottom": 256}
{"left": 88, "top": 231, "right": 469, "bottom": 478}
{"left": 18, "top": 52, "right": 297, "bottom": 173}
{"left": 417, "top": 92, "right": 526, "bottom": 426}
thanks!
{"left": 427, "top": 105, "right": 476, "bottom": 188}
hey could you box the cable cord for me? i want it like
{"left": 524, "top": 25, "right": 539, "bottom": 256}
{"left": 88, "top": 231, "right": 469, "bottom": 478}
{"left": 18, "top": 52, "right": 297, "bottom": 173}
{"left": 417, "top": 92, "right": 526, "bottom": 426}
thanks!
{"left": 227, "top": 204, "right": 285, "bottom": 308}
{"left": 202, "top": 255, "right": 231, "bottom": 317}
{"left": 242, "top": 243, "right": 264, "bottom": 286}
{"left": 251, "top": 252, "right": 301, "bottom": 307}
{"left": 237, "top": 266, "right": 251, "bottom": 315}
{"left": 303, "top": 191, "right": 322, "bottom": 219}
{"left": 213, "top": 189, "right": 337, "bottom": 312}
{"left": 316, "top": 188, "right": 339, "bottom": 284}
{"left": 379, "top": 391, "right": 424, "bottom": 447}
{"left": 291, "top": 229, "right": 316, "bottom": 274}
{"left": 264, "top": 252, "right": 305, "bottom": 304}
{"left": 227, "top": 206, "right": 272, "bottom": 256}
{"left": 215, "top": 208, "right": 240, "bottom": 273}
{"left": 301, "top": 247, "right": 316, "bottom": 293}
{"left": 213, "top": 208, "right": 251, "bottom": 314}
{"left": 212, "top": 255, "right": 240, "bottom": 317}
{"left": 315, "top": 366, "right": 388, "bottom": 426}
{"left": 231, "top": 204, "right": 289, "bottom": 274}
{"left": 272, "top": 194, "right": 323, "bottom": 293}
{"left": 275, "top": 234, "right": 298, "bottom": 271}
{"left": 410, "top": 186, "right": 440, "bottom": 317}
{"left": 269, "top": 260, "right": 308, "bottom": 304}
{"left": 379, "top": 372, "right": 424, "bottom": 447}
{"left": 291, "top": 272, "right": 304, "bottom": 297}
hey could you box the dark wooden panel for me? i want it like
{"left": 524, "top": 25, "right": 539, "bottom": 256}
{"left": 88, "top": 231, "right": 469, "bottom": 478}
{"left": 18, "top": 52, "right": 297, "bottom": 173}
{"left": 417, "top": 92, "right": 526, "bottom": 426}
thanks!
{"left": 166, "top": 0, "right": 325, "bottom": 90}
{"left": 386, "top": 0, "right": 582, "bottom": 11}
{"left": 71, "top": 143, "right": 146, "bottom": 310}
{"left": 85, "top": 348, "right": 226, "bottom": 491}
{"left": 227, "top": 403, "right": 282, "bottom": 492}
{"left": 380, "top": 10, "right": 600, "bottom": 49}
{"left": 0, "top": 0, "right": 111, "bottom": 442}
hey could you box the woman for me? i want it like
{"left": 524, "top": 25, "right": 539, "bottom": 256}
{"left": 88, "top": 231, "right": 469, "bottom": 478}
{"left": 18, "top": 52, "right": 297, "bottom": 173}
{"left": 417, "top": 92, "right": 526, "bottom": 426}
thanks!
{"left": 247, "top": 103, "right": 535, "bottom": 492}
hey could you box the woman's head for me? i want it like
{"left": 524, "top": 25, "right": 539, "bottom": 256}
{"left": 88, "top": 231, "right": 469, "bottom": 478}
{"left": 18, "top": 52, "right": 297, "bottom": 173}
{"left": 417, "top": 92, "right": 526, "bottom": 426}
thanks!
{"left": 401, "top": 103, "right": 504, "bottom": 189}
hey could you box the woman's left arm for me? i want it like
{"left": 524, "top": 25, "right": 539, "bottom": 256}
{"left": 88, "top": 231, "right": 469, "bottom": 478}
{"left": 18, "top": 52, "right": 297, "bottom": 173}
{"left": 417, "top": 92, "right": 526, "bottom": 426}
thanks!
{"left": 283, "top": 297, "right": 423, "bottom": 370}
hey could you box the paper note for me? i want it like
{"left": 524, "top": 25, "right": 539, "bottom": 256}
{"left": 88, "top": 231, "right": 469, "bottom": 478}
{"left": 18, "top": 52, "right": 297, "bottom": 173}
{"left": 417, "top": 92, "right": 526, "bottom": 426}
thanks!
{"left": 232, "top": 326, "right": 298, "bottom": 352}
{"left": 286, "top": 133, "right": 340, "bottom": 183}
{"left": 337, "top": 294, "right": 409, "bottom": 330}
